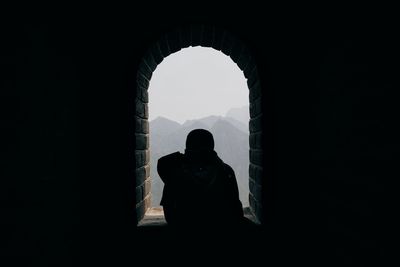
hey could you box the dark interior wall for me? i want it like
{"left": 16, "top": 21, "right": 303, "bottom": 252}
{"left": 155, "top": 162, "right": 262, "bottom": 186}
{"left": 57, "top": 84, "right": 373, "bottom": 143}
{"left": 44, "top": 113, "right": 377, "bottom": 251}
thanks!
{"left": 2, "top": 7, "right": 397, "bottom": 265}
{"left": 2, "top": 22, "right": 80, "bottom": 265}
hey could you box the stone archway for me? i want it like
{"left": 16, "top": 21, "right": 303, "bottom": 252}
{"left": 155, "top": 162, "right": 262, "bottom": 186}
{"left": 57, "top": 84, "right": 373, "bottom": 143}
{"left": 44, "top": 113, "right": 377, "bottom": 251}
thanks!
{"left": 134, "top": 24, "right": 263, "bottom": 224}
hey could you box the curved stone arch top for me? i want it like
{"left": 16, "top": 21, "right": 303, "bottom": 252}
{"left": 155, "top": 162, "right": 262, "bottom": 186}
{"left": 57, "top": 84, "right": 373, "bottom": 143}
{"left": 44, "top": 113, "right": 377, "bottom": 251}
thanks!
{"left": 134, "top": 24, "right": 264, "bottom": 224}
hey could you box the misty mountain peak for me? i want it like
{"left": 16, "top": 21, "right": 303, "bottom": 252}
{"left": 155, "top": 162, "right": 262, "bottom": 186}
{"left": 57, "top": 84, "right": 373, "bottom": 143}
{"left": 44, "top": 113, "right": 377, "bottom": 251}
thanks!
{"left": 182, "top": 115, "right": 223, "bottom": 129}
{"left": 151, "top": 116, "right": 181, "bottom": 125}
{"left": 150, "top": 116, "right": 181, "bottom": 136}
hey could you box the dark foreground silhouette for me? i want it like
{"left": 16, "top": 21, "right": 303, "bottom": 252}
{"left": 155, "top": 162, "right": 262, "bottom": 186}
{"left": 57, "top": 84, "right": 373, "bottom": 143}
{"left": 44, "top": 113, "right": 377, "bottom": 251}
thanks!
{"left": 157, "top": 129, "right": 249, "bottom": 231}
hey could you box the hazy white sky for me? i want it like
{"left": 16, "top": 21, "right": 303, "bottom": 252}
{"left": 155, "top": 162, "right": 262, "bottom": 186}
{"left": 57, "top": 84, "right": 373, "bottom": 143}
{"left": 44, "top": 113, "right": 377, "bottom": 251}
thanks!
{"left": 148, "top": 47, "right": 249, "bottom": 124}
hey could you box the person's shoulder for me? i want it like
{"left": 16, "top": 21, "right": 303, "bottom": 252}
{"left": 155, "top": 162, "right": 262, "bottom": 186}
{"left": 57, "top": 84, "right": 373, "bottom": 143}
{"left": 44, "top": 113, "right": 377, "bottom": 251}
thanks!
{"left": 157, "top": 152, "right": 183, "bottom": 181}
{"left": 222, "top": 163, "right": 235, "bottom": 177}
{"left": 158, "top": 152, "right": 183, "bottom": 163}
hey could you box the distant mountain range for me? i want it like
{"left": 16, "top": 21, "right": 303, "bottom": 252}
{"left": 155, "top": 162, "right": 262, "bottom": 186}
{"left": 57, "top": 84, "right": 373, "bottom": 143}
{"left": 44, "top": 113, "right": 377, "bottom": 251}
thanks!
{"left": 149, "top": 106, "right": 250, "bottom": 207}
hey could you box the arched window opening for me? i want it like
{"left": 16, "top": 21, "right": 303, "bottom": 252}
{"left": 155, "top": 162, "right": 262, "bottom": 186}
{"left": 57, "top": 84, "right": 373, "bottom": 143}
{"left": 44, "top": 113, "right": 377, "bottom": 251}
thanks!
{"left": 148, "top": 47, "right": 250, "bottom": 217}
{"left": 134, "top": 26, "right": 263, "bottom": 226}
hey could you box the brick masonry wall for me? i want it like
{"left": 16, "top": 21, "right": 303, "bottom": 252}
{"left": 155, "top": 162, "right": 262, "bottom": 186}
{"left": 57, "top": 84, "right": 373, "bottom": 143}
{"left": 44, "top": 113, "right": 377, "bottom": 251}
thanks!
{"left": 249, "top": 73, "right": 263, "bottom": 222}
{"left": 135, "top": 69, "right": 151, "bottom": 222}
{"left": 135, "top": 25, "right": 264, "bottom": 223}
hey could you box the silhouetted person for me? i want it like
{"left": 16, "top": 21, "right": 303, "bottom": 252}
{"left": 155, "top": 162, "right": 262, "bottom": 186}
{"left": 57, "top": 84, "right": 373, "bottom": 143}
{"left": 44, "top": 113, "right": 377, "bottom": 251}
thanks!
{"left": 157, "top": 129, "right": 244, "bottom": 229}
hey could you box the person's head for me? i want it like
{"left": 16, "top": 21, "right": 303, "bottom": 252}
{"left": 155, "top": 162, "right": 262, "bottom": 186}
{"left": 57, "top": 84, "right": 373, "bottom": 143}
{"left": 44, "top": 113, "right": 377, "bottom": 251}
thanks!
{"left": 185, "top": 129, "right": 214, "bottom": 152}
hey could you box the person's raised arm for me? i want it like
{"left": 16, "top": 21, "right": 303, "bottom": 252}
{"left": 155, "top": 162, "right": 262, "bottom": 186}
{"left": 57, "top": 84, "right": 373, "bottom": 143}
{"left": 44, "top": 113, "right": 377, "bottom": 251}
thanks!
{"left": 157, "top": 152, "right": 183, "bottom": 183}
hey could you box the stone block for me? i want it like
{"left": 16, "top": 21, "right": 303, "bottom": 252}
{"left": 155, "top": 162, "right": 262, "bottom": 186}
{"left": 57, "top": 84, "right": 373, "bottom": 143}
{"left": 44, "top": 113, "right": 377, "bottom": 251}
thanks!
{"left": 134, "top": 151, "right": 143, "bottom": 168}
{"left": 140, "top": 88, "right": 148, "bottom": 103}
{"left": 136, "top": 201, "right": 145, "bottom": 222}
{"left": 135, "top": 166, "right": 147, "bottom": 186}
{"left": 249, "top": 193, "right": 257, "bottom": 213}
{"left": 250, "top": 97, "right": 262, "bottom": 118}
{"left": 150, "top": 43, "right": 164, "bottom": 64}
{"left": 135, "top": 149, "right": 150, "bottom": 167}
{"left": 249, "top": 114, "right": 262, "bottom": 133}
{"left": 249, "top": 80, "right": 261, "bottom": 102}
{"left": 138, "top": 59, "right": 152, "bottom": 81}
{"left": 144, "top": 178, "right": 151, "bottom": 197}
{"left": 135, "top": 133, "right": 149, "bottom": 150}
{"left": 236, "top": 48, "right": 251, "bottom": 71}
{"left": 158, "top": 35, "right": 171, "bottom": 58}
{"left": 249, "top": 163, "right": 263, "bottom": 185}
{"left": 250, "top": 132, "right": 263, "bottom": 149}
{"left": 135, "top": 116, "right": 149, "bottom": 134}
{"left": 166, "top": 29, "right": 181, "bottom": 54}
{"left": 144, "top": 194, "right": 151, "bottom": 211}
{"left": 243, "top": 56, "right": 255, "bottom": 79}
{"left": 135, "top": 185, "right": 143, "bottom": 204}
{"left": 229, "top": 39, "right": 244, "bottom": 64}
{"left": 136, "top": 72, "right": 149, "bottom": 90}
{"left": 246, "top": 66, "right": 258, "bottom": 88}
{"left": 250, "top": 179, "right": 262, "bottom": 201}
{"left": 135, "top": 99, "right": 148, "bottom": 119}
{"left": 250, "top": 149, "right": 263, "bottom": 166}
{"left": 136, "top": 85, "right": 147, "bottom": 103}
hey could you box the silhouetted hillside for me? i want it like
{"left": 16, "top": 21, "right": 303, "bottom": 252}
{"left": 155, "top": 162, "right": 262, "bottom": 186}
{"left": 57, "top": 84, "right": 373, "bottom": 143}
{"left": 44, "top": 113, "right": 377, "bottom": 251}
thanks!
{"left": 184, "top": 114, "right": 248, "bottom": 133}
{"left": 150, "top": 114, "right": 250, "bottom": 207}
{"left": 182, "top": 115, "right": 221, "bottom": 129}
